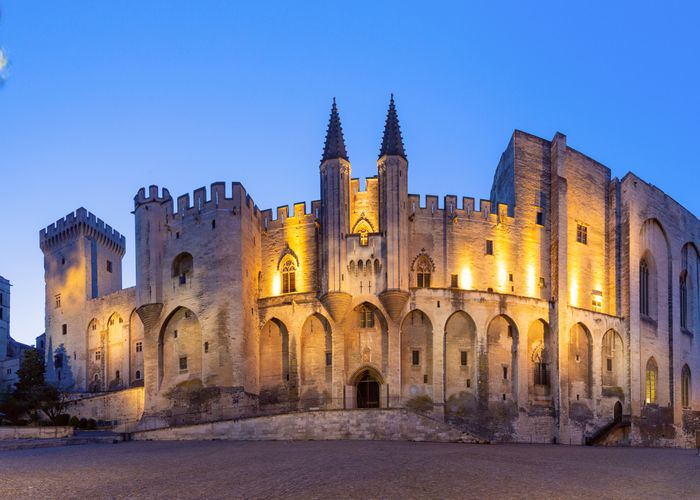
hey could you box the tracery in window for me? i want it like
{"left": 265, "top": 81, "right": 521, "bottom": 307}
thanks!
{"left": 359, "top": 305, "right": 374, "bottom": 329}
{"left": 281, "top": 260, "right": 296, "bottom": 294}
{"left": 645, "top": 357, "right": 658, "bottom": 404}
{"left": 640, "top": 258, "right": 650, "bottom": 316}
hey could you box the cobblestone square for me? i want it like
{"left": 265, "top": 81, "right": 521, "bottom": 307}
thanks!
{"left": 1, "top": 441, "right": 699, "bottom": 499}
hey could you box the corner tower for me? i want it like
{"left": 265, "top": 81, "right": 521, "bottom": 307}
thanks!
{"left": 319, "top": 98, "right": 353, "bottom": 321}
{"left": 39, "top": 208, "right": 126, "bottom": 388}
{"left": 133, "top": 185, "right": 172, "bottom": 318}
{"left": 377, "top": 95, "right": 410, "bottom": 321}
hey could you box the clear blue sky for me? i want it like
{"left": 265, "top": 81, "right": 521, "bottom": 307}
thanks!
{"left": 2, "top": 1, "right": 699, "bottom": 345}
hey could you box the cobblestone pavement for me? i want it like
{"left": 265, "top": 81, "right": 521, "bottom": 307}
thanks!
{"left": 1, "top": 440, "right": 699, "bottom": 499}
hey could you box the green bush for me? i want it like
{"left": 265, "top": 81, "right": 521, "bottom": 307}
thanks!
{"left": 86, "top": 418, "right": 97, "bottom": 430}
{"left": 69, "top": 416, "right": 80, "bottom": 428}
{"left": 78, "top": 417, "right": 88, "bottom": 429}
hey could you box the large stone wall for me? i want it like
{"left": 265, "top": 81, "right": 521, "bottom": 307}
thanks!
{"left": 63, "top": 387, "right": 144, "bottom": 424}
{"left": 39, "top": 113, "right": 700, "bottom": 447}
{"left": 131, "top": 409, "right": 481, "bottom": 443}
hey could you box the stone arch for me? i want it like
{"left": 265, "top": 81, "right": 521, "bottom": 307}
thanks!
{"left": 350, "top": 365, "right": 385, "bottom": 385}
{"left": 158, "top": 307, "right": 203, "bottom": 393}
{"left": 645, "top": 356, "right": 658, "bottom": 404}
{"left": 352, "top": 217, "right": 374, "bottom": 246}
{"left": 486, "top": 314, "right": 518, "bottom": 402}
{"left": 300, "top": 313, "right": 332, "bottom": 409}
{"left": 352, "top": 216, "right": 375, "bottom": 234}
{"left": 614, "top": 400, "right": 623, "bottom": 422}
{"left": 568, "top": 322, "right": 592, "bottom": 400}
{"left": 527, "top": 319, "right": 552, "bottom": 400}
{"left": 400, "top": 309, "right": 434, "bottom": 401}
{"left": 601, "top": 329, "right": 624, "bottom": 388}
{"left": 639, "top": 219, "right": 671, "bottom": 321}
{"left": 172, "top": 252, "right": 193, "bottom": 285}
{"left": 279, "top": 257, "right": 297, "bottom": 294}
{"left": 681, "top": 363, "right": 691, "bottom": 408}
{"left": 86, "top": 317, "right": 102, "bottom": 392}
{"left": 344, "top": 302, "right": 389, "bottom": 383}
{"left": 350, "top": 366, "right": 384, "bottom": 409}
{"left": 106, "top": 312, "right": 128, "bottom": 391}
{"left": 411, "top": 251, "right": 435, "bottom": 288}
{"left": 444, "top": 311, "right": 477, "bottom": 405}
{"left": 276, "top": 245, "right": 300, "bottom": 269}
{"left": 129, "top": 308, "right": 144, "bottom": 387}
{"left": 259, "top": 318, "right": 290, "bottom": 404}
{"left": 680, "top": 242, "right": 699, "bottom": 333}
{"left": 639, "top": 250, "right": 658, "bottom": 319}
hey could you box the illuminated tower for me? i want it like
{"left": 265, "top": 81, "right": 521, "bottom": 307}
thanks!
{"left": 39, "top": 208, "right": 126, "bottom": 389}
{"left": 378, "top": 95, "right": 410, "bottom": 321}
{"left": 319, "top": 98, "right": 353, "bottom": 322}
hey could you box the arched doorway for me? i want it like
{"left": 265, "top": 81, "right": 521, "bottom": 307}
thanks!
{"left": 356, "top": 370, "right": 380, "bottom": 408}
{"left": 614, "top": 401, "right": 622, "bottom": 423}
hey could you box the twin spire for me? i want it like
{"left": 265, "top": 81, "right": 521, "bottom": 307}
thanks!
{"left": 321, "top": 95, "right": 406, "bottom": 163}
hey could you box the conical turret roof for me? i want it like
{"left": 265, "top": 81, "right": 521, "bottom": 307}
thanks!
{"left": 379, "top": 94, "right": 406, "bottom": 159}
{"left": 321, "top": 97, "right": 349, "bottom": 163}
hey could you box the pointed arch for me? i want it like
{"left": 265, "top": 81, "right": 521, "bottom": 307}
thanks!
{"left": 259, "top": 317, "right": 290, "bottom": 404}
{"left": 276, "top": 245, "right": 300, "bottom": 269}
{"left": 106, "top": 312, "right": 128, "bottom": 391}
{"left": 528, "top": 319, "right": 551, "bottom": 399}
{"left": 300, "top": 313, "right": 332, "bottom": 408}
{"left": 86, "top": 317, "right": 102, "bottom": 392}
{"left": 487, "top": 314, "right": 519, "bottom": 401}
{"left": 411, "top": 251, "right": 435, "bottom": 288}
{"left": 680, "top": 242, "right": 699, "bottom": 333}
{"left": 400, "top": 309, "right": 434, "bottom": 399}
{"left": 681, "top": 364, "right": 691, "bottom": 408}
{"left": 158, "top": 306, "right": 202, "bottom": 393}
{"left": 569, "top": 322, "right": 592, "bottom": 399}
{"left": 352, "top": 216, "right": 375, "bottom": 246}
{"left": 645, "top": 357, "right": 658, "bottom": 404}
{"left": 444, "top": 311, "right": 477, "bottom": 403}
{"left": 601, "top": 329, "right": 624, "bottom": 388}
{"left": 345, "top": 302, "right": 389, "bottom": 379}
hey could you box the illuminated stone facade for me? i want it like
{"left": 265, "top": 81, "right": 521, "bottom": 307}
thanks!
{"left": 40, "top": 97, "right": 700, "bottom": 445}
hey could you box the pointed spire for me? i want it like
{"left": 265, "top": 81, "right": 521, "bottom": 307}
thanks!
{"left": 379, "top": 94, "right": 406, "bottom": 159}
{"left": 321, "top": 97, "right": 349, "bottom": 163}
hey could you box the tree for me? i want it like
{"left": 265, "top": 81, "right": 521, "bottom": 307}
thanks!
{"left": 0, "top": 348, "right": 67, "bottom": 425}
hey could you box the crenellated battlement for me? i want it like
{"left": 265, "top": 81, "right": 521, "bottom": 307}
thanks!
{"left": 260, "top": 200, "right": 322, "bottom": 231}
{"left": 407, "top": 194, "right": 513, "bottom": 224}
{"left": 134, "top": 185, "right": 173, "bottom": 209}
{"left": 40, "top": 207, "right": 126, "bottom": 254}
{"left": 350, "top": 176, "right": 378, "bottom": 194}
{"left": 157, "top": 182, "right": 261, "bottom": 219}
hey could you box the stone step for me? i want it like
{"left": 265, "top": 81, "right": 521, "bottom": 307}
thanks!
{"left": 131, "top": 409, "right": 486, "bottom": 443}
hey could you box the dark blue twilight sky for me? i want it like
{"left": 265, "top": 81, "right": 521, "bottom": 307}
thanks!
{"left": 1, "top": 1, "right": 699, "bottom": 344}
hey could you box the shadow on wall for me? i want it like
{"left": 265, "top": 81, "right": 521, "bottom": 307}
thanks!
{"left": 45, "top": 339, "right": 76, "bottom": 391}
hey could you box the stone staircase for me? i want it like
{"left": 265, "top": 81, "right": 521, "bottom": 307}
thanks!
{"left": 130, "top": 408, "right": 486, "bottom": 443}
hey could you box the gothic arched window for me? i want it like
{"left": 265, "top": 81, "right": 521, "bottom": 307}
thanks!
{"left": 281, "top": 260, "right": 296, "bottom": 294}
{"left": 682, "top": 364, "right": 691, "bottom": 408}
{"left": 640, "top": 258, "right": 649, "bottom": 316}
{"left": 359, "top": 305, "right": 374, "bottom": 329}
{"left": 645, "top": 357, "right": 658, "bottom": 404}
{"left": 680, "top": 272, "right": 688, "bottom": 330}
{"left": 416, "top": 257, "right": 432, "bottom": 288}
